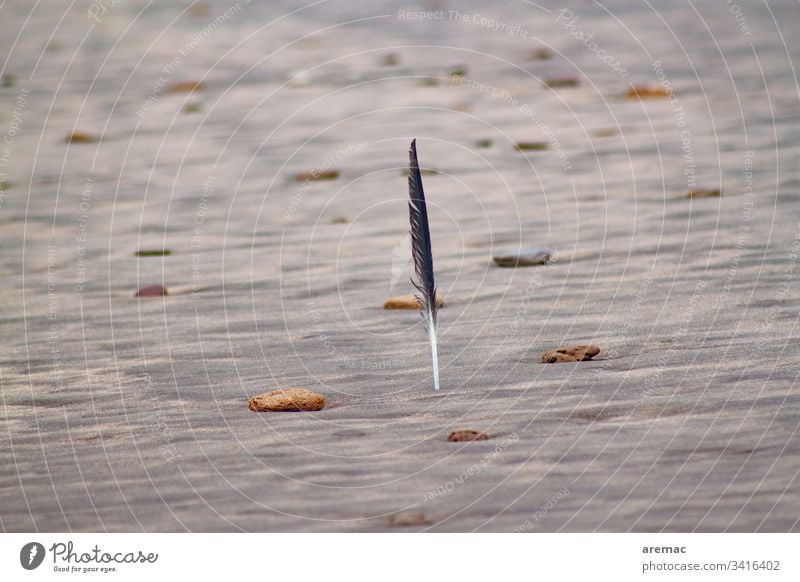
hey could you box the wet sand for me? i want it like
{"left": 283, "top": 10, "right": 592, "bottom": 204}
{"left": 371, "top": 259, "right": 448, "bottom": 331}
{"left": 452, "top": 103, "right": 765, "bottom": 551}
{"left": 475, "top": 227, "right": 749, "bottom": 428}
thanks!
{"left": 1, "top": 0, "right": 799, "bottom": 531}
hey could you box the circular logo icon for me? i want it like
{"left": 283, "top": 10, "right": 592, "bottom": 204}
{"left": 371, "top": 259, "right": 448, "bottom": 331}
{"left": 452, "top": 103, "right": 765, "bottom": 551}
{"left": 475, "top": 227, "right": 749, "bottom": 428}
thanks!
{"left": 20, "top": 542, "right": 45, "bottom": 570}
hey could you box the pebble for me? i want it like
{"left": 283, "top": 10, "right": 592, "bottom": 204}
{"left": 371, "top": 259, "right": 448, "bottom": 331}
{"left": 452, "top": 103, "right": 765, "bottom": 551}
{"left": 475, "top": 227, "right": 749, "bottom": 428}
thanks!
{"left": 383, "top": 295, "right": 444, "bottom": 310}
{"left": 381, "top": 53, "right": 400, "bottom": 66}
{"left": 135, "top": 285, "right": 168, "bottom": 297}
{"left": 514, "top": 142, "right": 548, "bottom": 151}
{"left": 687, "top": 188, "right": 721, "bottom": 199}
{"left": 387, "top": 512, "right": 431, "bottom": 527}
{"left": 541, "top": 344, "right": 600, "bottom": 363}
{"left": 526, "top": 48, "right": 552, "bottom": 61}
{"left": 592, "top": 128, "right": 617, "bottom": 138}
{"left": 493, "top": 247, "right": 553, "bottom": 267}
{"left": 447, "top": 430, "right": 490, "bottom": 442}
{"left": 625, "top": 85, "right": 669, "bottom": 99}
{"left": 544, "top": 77, "right": 579, "bottom": 88}
{"left": 182, "top": 103, "right": 202, "bottom": 113}
{"left": 164, "top": 81, "right": 204, "bottom": 94}
{"left": 473, "top": 139, "right": 493, "bottom": 148}
{"left": 65, "top": 131, "right": 98, "bottom": 143}
{"left": 295, "top": 169, "right": 340, "bottom": 181}
{"left": 447, "top": 62, "right": 468, "bottom": 78}
{"left": 248, "top": 387, "right": 325, "bottom": 412}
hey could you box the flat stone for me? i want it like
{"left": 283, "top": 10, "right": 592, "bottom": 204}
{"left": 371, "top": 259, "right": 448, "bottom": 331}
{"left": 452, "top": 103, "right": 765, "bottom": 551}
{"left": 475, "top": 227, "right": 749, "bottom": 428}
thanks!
{"left": 625, "top": 85, "right": 670, "bottom": 99}
{"left": 526, "top": 48, "right": 552, "bottom": 61}
{"left": 65, "top": 131, "right": 98, "bottom": 143}
{"left": 514, "top": 141, "right": 548, "bottom": 151}
{"left": 164, "top": 80, "right": 204, "bottom": 94}
{"left": 135, "top": 285, "right": 168, "bottom": 297}
{"left": 248, "top": 387, "right": 325, "bottom": 412}
{"left": 542, "top": 344, "right": 601, "bottom": 363}
{"left": 687, "top": 188, "right": 721, "bottom": 199}
{"left": 544, "top": 77, "right": 579, "bottom": 88}
{"left": 493, "top": 247, "right": 553, "bottom": 267}
{"left": 383, "top": 294, "right": 444, "bottom": 310}
{"left": 387, "top": 512, "right": 431, "bottom": 527}
{"left": 294, "top": 169, "right": 340, "bottom": 181}
{"left": 447, "top": 430, "right": 490, "bottom": 442}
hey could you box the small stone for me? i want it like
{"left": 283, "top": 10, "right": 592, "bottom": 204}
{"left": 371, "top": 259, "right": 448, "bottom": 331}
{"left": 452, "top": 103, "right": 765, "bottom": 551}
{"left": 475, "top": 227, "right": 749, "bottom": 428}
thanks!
{"left": 387, "top": 512, "right": 431, "bottom": 527}
{"left": 164, "top": 80, "right": 204, "bottom": 94}
{"left": 182, "top": 103, "right": 202, "bottom": 113}
{"left": 65, "top": 131, "right": 98, "bottom": 143}
{"left": 135, "top": 285, "right": 168, "bottom": 297}
{"left": 687, "top": 188, "right": 721, "bottom": 199}
{"left": 187, "top": 2, "right": 208, "bottom": 17}
{"left": 381, "top": 53, "right": 400, "bottom": 66}
{"left": 248, "top": 387, "right": 325, "bottom": 412}
{"left": 447, "top": 430, "right": 490, "bottom": 442}
{"left": 526, "top": 48, "right": 552, "bottom": 61}
{"left": 383, "top": 295, "right": 444, "bottom": 310}
{"left": 135, "top": 249, "right": 172, "bottom": 257}
{"left": 541, "top": 344, "right": 601, "bottom": 363}
{"left": 592, "top": 128, "right": 617, "bottom": 138}
{"left": 447, "top": 62, "right": 468, "bottom": 78}
{"left": 294, "top": 169, "right": 340, "bottom": 181}
{"left": 473, "top": 138, "right": 493, "bottom": 148}
{"left": 514, "top": 142, "right": 548, "bottom": 152}
{"left": 493, "top": 247, "right": 553, "bottom": 267}
{"left": 544, "top": 77, "right": 579, "bottom": 88}
{"left": 329, "top": 216, "right": 349, "bottom": 224}
{"left": 625, "top": 85, "right": 670, "bottom": 99}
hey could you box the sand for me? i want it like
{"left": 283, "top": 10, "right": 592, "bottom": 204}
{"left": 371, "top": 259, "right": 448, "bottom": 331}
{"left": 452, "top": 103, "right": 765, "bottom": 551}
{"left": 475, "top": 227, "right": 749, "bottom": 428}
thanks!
{"left": 0, "top": 0, "right": 799, "bottom": 532}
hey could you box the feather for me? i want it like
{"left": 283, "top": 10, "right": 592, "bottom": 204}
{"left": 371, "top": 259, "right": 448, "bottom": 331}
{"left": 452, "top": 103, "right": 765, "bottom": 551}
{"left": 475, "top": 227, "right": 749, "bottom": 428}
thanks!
{"left": 407, "top": 139, "right": 441, "bottom": 390}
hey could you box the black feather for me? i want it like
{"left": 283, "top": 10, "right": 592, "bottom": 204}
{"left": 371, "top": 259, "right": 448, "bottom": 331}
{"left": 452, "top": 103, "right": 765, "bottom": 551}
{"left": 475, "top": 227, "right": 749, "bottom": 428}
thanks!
{"left": 407, "top": 139, "right": 438, "bottom": 326}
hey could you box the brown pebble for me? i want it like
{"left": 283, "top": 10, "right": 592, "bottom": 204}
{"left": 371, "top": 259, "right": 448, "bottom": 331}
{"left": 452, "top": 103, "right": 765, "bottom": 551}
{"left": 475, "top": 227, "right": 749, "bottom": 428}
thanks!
{"left": 447, "top": 430, "right": 490, "bottom": 442}
{"left": 164, "top": 80, "right": 204, "bottom": 94}
{"left": 687, "top": 188, "right": 721, "bottom": 199}
{"left": 625, "top": 85, "right": 670, "bottom": 99}
{"left": 592, "top": 128, "right": 617, "bottom": 138}
{"left": 135, "top": 285, "right": 168, "bottom": 297}
{"left": 383, "top": 295, "right": 444, "bottom": 310}
{"left": 65, "top": 131, "right": 98, "bottom": 143}
{"left": 381, "top": 53, "right": 400, "bottom": 66}
{"left": 544, "top": 77, "right": 579, "bottom": 88}
{"left": 295, "top": 169, "right": 340, "bottom": 181}
{"left": 248, "top": 387, "right": 325, "bottom": 412}
{"left": 387, "top": 512, "right": 431, "bottom": 527}
{"left": 514, "top": 142, "right": 548, "bottom": 152}
{"left": 541, "top": 344, "right": 600, "bottom": 363}
{"left": 329, "top": 216, "right": 349, "bottom": 224}
{"left": 526, "top": 48, "right": 552, "bottom": 61}
{"left": 188, "top": 2, "right": 208, "bottom": 17}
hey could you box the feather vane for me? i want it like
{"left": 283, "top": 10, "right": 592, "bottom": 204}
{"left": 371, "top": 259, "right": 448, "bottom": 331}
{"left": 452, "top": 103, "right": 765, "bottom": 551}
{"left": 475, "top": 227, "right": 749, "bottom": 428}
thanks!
{"left": 407, "top": 139, "right": 440, "bottom": 390}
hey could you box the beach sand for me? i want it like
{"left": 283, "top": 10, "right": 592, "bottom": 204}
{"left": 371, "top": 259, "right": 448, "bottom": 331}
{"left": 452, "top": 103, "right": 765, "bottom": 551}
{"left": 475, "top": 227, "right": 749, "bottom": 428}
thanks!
{"left": 1, "top": 0, "right": 799, "bottom": 532}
